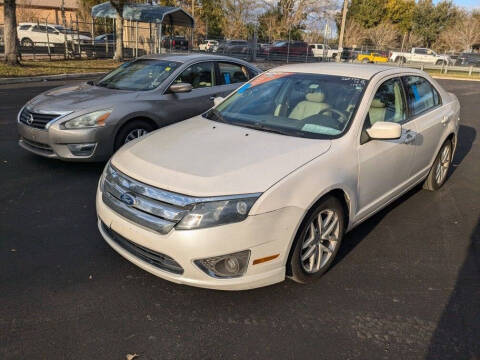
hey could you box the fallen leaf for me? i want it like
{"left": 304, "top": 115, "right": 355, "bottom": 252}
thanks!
{"left": 126, "top": 354, "right": 138, "bottom": 360}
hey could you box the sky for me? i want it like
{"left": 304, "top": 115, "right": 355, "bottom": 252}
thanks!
{"left": 433, "top": 0, "right": 479, "bottom": 10}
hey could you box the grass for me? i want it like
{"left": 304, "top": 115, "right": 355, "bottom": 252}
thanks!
{"left": 426, "top": 69, "right": 480, "bottom": 80}
{"left": 0, "top": 59, "right": 122, "bottom": 78}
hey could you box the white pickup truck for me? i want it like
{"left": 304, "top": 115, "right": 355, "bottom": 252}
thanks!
{"left": 389, "top": 48, "right": 452, "bottom": 65}
{"left": 309, "top": 44, "right": 339, "bottom": 59}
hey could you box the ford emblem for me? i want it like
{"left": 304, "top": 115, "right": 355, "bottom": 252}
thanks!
{"left": 120, "top": 192, "right": 136, "bottom": 206}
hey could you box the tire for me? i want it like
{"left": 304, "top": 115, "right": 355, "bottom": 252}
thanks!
{"left": 423, "top": 139, "right": 453, "bottom": 191}
{"left": 288, "top": 196, "right": 345, "bottom": 284}
{"left": 21, "top": 38, "right": 33, "bottom": 47}
{"left": 436, "top": 60, "right": 446, "bottom": 66}
{"left": 362, "top": 58, "right": 370, "bottom": 64}
{"left": 395, "top": 57, "right": 405, "bottom": 64}
{"left": 114, "top": 120, "right": 156, "bottom": 151}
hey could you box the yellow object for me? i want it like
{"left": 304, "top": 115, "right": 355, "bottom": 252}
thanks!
{"left": 357, "top": 52, "right": 388, "bottom": 63}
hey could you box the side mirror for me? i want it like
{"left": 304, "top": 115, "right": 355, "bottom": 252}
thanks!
{"left": 366, "top": 122, "right": 401, "bottom": 140}
{"left": 169, "top": 82, "right": 192, "bottom": 93}
{"left": 213, "top": 97, "right": 224, "bottom": 106}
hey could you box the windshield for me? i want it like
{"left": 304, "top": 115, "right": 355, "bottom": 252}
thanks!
{"left": 95, "top": 59, "right": 180, "bottom": 91}
{"left": 203, "top": 72, "right": 367, "bottom": 139}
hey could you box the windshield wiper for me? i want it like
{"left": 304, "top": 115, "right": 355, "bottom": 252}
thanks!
{"left": 231, "top": 121, "right": 302, "bottom": 137}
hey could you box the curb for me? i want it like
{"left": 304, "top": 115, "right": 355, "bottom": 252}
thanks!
{"left": 0, "top": 71, "right": 107, "bottom": 85}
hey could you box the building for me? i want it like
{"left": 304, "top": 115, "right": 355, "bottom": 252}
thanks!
{"left": 0, "top": 0, "right": 79, "bottom": 25}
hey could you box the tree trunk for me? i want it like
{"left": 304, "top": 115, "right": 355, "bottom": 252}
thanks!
{"left": 114, "top": 12, "right": 124, "bottom": 61}
{"left": 4, "top": 0, "right": 20, "bottom": 65}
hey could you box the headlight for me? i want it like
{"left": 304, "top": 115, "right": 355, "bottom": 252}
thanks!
{"left": 63, "top": 109, "right": 112, "bottom": 129}
{"left": 176, "top": 195, "right": 260, "bottom": 230}
{"left": 99, "top": 160, "right": 111, "bottom": 192}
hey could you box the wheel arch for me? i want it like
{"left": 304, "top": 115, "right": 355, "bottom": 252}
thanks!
{"left": 113, "top": 115, "right": 159, "bottom": 151}
{"left": 285, "top": 188, "right": 351, "bottom": 276}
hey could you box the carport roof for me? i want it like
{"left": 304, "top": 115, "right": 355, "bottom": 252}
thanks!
{"left": 91, "top": 2, "right": 194, "bottom": 28}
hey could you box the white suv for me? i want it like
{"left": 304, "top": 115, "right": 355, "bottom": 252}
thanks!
{"left": 17, "top": 22, "right": 90, "bottom": 47}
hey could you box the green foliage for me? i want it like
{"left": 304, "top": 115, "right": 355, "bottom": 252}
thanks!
{"left": 412, "top": 0, "right": 459, "bottom": 47}
{"left": 349, "top": 0, "right": 386, "bottom": 28}
{"left": 385, "top": 0, "right": 415, "bottom": 33}
{"left": 198, "top": 0, "right": 224, "bottom": 38}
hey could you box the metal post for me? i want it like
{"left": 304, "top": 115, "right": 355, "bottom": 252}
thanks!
{"left": 135, "top": 21, "right": 138, "bottom": 58}
{"left": 337, "top": 0, "right": 348, "bottom": 62}
{"left": 45, "top": 19, "right": 51, "bottom": 60}
{"left": 76, "top": 14, "right": 81, "bottom": 57}
{"left": 252, "top": 27, "right": 257, "bottom": 62}
{"left": 287, "top": 27, "right": 291, "bottom": 63}
{"left": 158, "top": 23, "right": 162, "bottom": 54}
{"left": 61, "top": 0, "right": 68, "bottom": 59}
{"left": 469, "top": 66, "right": 473, "bottom": 76}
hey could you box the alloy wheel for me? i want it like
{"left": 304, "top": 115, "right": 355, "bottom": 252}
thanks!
{"left": 124, "top": 128, "right": 148, "bottom": 144}
{"left": 300, "top": 209, "right": 340, "bottom": 274}
{"left": 435, "top": 144, "right": 451, "bottom": 185}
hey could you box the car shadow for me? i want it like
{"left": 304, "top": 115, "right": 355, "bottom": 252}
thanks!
{"left": 451, "top": 124, "right": 476, "bottom": 171}
{"left": 425, "top": 219, "right": 480, "bottom": 359}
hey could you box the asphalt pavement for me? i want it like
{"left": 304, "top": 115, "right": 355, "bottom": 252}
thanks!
{"left": 0, "top": 79, "right": 479, "bottom": 360}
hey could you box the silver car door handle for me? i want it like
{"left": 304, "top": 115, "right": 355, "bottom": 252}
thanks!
{"left": 403, "top": 132, "right": 416, "bottom": 144}
{"left": 441, "top": 115, "right": 450, "bottom": 126}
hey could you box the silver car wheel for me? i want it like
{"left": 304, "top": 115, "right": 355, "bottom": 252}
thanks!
{"left": 300, "top": 209, "right": 340, "bottom": 274}
{"left": 124, "top": 128, "right": 148, "bottom": 144}
{"left": 435, "top": 144, "right": 451, "bottom": 185}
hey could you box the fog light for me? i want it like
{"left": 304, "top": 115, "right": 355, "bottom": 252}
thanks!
{"left": 67, "top": 143, "right": 96, "bottom": 156}
{"left": 194, "top": 250, "right": 250, "bottom": 278}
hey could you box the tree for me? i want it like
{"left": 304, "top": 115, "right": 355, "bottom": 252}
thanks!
{"left": 451, "top": 12, "right": 480, "bottom": 52}
{"left": 109, "top": 0, "right": 126, "bottom": 61}
{"left": 343, "top": 19, "right": 367, "bottom": 48}
{"left": 385, "top": 0, "right": 415, "bottom": 33}
{"left": 367, "top": 22, "right": 399, "bottom": 49}
{"left": 3, "top": 0, "right": 19, "bottom": 65}
{"left": 348, "top": 0, "right": 386, "bottom": 29}
{"left": 221, "top": 0, "right": 257, "bottom": 38}
{"left": 198, "top": 0, "right": 224, "bottom": 39}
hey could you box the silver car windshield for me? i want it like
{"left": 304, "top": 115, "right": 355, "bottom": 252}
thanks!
{"left": 96, "top": 59, "right": 180, "bottom": 91}
{"left": 203, "top": 72, "right": 367, "bottom": 139}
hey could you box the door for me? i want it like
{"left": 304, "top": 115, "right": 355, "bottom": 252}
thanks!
{"left": 402, "top": 75, "right": 449, "bottom": 177}
{"left": 357, "top": 77, "right": 417, "bottom": 218}
{"left": 160, "top": 61, "right": 218, "bottom": 123}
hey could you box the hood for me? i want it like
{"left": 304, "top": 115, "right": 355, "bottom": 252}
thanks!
{"left": 26, "top": 83, "right": 133, "bottom": 112}
{"left": 112, "top": 116, "right": 331, "bottom": 197}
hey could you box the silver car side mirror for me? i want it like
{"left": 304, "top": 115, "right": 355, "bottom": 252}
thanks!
{"left": 169, "top": 83, "right": 193, "bottom": 93}
{"left": 213, "top": 97, "right": 224, "bottom": 106}
{"left": 366, "top": 121, "right": 402, "bottom": 140}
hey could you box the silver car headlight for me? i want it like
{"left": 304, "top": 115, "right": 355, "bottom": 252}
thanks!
{"left": 63, "top": 109, "right": 112, "bottom": 129}
{"left": 176, "top": 194, "right": 261, "bottom": 230}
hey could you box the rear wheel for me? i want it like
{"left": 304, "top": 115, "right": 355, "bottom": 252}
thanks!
{"left": 114, "top": 120, "right": 156, "bottom": 151}
{"left": 436, "top": 60, "right": 446, "bottom": 66}
{"left": 362, "top": 58, "right": 370, "bottom": 64}
{"left": 423, "top": 140, "right": 453, "bottom": 191}
{"left": 289, "top": 196, "right": 345, "bottom": 284}
{"left": 395, "top": 56, "right": 405, "bottom": 64}
{"left": 21, "top": 38, "right": 33, "bottom": 47}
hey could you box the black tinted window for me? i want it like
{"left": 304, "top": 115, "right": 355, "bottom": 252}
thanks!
{"left": 175, "top": 62, "right": 214, "bottom": 88}
{"left": 403, "top": 76, "right": 441, "bottom": 116}
{"left": 19, "top": 25, "right": 31, "bottom": 30}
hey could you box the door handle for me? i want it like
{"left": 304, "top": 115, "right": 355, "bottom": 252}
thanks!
{"left": 403, "top": 132, "right": 416, "bottom": 144}
{"left": 441, "top": 115, "right": 450, "bottom": 126}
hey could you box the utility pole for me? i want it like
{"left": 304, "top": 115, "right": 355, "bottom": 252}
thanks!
{"left": 337, "top": 0, "right": 348, "bottom": 62}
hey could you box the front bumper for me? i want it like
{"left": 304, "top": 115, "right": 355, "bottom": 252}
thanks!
{"left": 96, "top": 188, "right": 304, "bottom": 290}
{"left": 17, "top": 121, "right": 114, "bottom": 161}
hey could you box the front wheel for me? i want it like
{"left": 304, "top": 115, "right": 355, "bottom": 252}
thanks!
{"left": 423, "top": 139, "right": 453, "bottom": 191}
{"left": 21, "top": 38, "right": 33, "bottom": 47}
{"left": 114, "top": 120, "right": 156, "bottom": 151}
{"left": 289, "top": 196, "right": 345, "bottom": 283}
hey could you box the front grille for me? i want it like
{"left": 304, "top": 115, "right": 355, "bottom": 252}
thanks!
{"left": 101, "top": 222, "right": 184, "bottom": 275}
{"left": 19, "top": 108, "right": 59, "bottom": 129}
{"left": 102, "top": 164, "right": 191, "bottom": 234}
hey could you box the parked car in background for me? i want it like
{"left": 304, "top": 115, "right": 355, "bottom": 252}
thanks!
{"left": 94, "top": 33, "right": 115, "bottom": 44}
{"left": 162, "top": 36, "right": 189, "bottom": 50}
{"left": 454, "top": 52, "right": 480, "bottom": 67}
{"left": 199, "top": 39, "right": 219, "bottom": 52}
{"left": 389, "top": 48, "right": 452, "bottom": 65}
{"left": 267, "top": 41, "right": 313, "bottom": 58}
{"left": 357, "top": 52, "right": 388, "bottom": 63}
{"left": 96, "top": 63, "right": 459, "bottom": 290}
{"left": 17, "top": 22, "right": 91, "bottom": 47}
{"left": 309, "top": 44, "right": 339, "bottom": 59}
{"left": 216, "top": 40, "right": 249, "bottom": 55}
{"left": 17, "top": 54, "right": 261, "bottom": 161}
{"left": 340, "top": 47, "right": 360, "bottom": 61}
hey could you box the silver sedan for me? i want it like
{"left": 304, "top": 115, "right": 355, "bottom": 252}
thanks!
{"left": 17, "top": 54, "right": 261, "bottom": 161}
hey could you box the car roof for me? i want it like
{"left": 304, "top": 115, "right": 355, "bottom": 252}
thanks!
{"left": 139, "top": 53, "right": 255, "bottom": 66}
{"left": 270, "top": 63, "right": 414, "bottom": 80}
{"left": 18, "top": 22, "right": 62, "bottom": 27}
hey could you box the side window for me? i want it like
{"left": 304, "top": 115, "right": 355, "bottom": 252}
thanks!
{"left": 47, "top": 26, "right": 58, "bottom": 34}
{"left": 361, "top": 78, "right": 406, "bottom": 143}
{"left": 415, "top": 48, "right": 427, "bottom": 55}
{"left": 19, "top": 25, "right": 31, "bottom": 31}
{"left": 217, "top": 62, "right": 249, "bottom": 85}
{"left": 403, "top": 76, "right": 441, "bottom": 116}
{"left": 174, "top": 62, "right": 214, "bottom": 89}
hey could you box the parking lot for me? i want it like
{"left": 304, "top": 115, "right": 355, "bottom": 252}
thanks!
{"left": 0, "top": 78, "right": 479, "bottom": 359}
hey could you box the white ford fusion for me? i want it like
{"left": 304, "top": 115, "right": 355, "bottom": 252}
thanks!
{"left": 96, "top": 63, "right": 460, "bottom": 290}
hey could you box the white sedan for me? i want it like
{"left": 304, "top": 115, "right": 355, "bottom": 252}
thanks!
{"left": 96, "top": 63, "right": 460, "bottom": 290}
